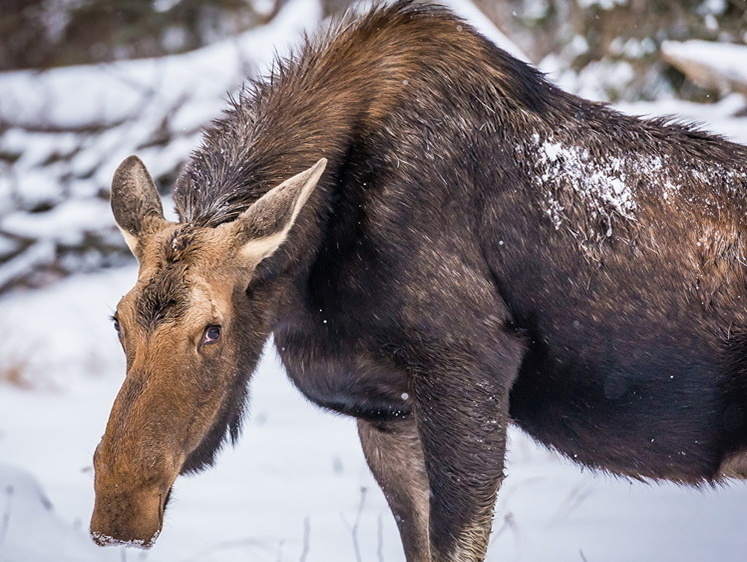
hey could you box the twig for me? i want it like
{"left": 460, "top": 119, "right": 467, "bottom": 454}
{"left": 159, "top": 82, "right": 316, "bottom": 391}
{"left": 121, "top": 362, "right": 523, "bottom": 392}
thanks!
{"left": 490, "top": 512, "right": 516, "bottom": 542}
{"left": 299, "top": 516, "right": 310, "bottom": 562}
{"left": 351, "top": 486, "right": 367, "bottom": 562}
{"left": 548, "top": 483, "right": 592, "bottom": 526}
{"left": 0, "top": 485, "right": 14, "bottom": 545}
{"left": 377, "top": 513, "right": 384, "bottom": 562}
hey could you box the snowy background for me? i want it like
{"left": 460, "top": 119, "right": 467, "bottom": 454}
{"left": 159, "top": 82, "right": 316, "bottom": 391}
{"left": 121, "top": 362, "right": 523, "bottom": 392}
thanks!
{"left": 2, "top": 0, "right": 747, "bottom": 560}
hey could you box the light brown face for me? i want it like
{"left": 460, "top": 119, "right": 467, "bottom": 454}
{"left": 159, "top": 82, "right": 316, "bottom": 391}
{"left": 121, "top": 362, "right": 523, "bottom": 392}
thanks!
{"left": 91, "top": 226, "right": 240, "bottom": 546}
{"left": 90, "top": 156, "right": 326, "bottom": 547}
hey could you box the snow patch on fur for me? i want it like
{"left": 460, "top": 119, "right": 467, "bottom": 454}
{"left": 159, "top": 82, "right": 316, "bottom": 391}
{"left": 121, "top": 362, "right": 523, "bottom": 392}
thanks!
{"left": 526, "top": 132, "right": 696, "bottom": 236}
{"left": 531, "top": 133, "right": 639, "bottom": 233}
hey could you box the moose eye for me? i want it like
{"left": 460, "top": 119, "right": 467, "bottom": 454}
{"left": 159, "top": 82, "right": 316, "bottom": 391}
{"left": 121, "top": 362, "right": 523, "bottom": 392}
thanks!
{"left": 202, "top": 325, "right": 221, "bottom": 345}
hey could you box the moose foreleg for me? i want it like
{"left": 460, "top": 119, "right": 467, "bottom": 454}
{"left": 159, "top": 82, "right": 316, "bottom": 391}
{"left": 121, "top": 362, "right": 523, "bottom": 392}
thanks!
{"left": 414, "top": 344, "right": 523, "bottom": 562}
{"left": 358, "top": 417, "right": 432, "bottom": 562}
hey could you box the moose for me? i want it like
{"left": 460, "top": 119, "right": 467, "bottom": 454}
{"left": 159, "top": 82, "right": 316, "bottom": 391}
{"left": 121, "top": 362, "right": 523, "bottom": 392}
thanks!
{"left": 90, "top": 1, "right": 747, "bottom": 560}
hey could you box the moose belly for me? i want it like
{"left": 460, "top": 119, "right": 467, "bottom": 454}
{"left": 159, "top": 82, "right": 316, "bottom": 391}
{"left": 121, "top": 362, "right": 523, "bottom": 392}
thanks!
{"left": 275, "top": 334, "right": 412, "bottom": 420}
{"left": 508, "top": 342, "right": 729, "bottom": 481}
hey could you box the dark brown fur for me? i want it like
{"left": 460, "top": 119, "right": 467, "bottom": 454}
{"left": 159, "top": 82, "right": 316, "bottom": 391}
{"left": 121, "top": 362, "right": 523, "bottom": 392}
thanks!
{"left": 92, "top": 3, "right": 747, "bottom": 561}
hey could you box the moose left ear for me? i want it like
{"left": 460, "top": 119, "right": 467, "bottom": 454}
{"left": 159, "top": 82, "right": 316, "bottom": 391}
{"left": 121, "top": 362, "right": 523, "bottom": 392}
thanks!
{"left": 227, "top": 158, "right": 328, "bottom": 262}
{"left": 110, "top": 156, "right": 167, "bottom": 255}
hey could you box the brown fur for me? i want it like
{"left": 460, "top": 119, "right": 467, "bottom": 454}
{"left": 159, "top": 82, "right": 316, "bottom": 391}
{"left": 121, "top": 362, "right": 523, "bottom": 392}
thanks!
{"left": 358, "top": 418, "right": 432, "bottom": 561}
{"left": 91, "top": 2, "right": 747, "bottom": 560}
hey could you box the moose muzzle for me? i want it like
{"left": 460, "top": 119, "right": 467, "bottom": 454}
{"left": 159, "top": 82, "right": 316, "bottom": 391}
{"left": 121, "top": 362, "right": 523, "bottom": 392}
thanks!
{"left": 90, "top": 409, "right": 183, "bottom": 548}
{"left": 90, "top": 482, "right": 168, "bottom": 547}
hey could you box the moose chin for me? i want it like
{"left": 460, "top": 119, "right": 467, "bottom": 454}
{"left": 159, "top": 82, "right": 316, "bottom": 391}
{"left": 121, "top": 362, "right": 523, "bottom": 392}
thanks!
{"left": 91, "top": 1, "right": 747, "bottom": 560}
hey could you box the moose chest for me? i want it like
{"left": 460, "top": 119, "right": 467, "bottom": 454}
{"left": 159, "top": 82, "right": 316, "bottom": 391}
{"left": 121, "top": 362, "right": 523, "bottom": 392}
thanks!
{"left": 270, "top": 191, "right": 419, "bottom": 420}
{"left": 274, "top": 300, "right": 413, "bottom": 421}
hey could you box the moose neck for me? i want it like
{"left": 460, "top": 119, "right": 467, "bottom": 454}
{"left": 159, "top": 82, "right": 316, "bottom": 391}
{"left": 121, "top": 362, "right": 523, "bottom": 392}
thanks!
{"left": 173, "top": 7, "right": 526, "bottom": 271}
{"left": 172, "top": 16, "right": 428, "bottom": 251}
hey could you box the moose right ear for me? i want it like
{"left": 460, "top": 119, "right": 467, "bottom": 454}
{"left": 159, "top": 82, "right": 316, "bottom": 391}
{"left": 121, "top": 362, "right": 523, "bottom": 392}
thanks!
{"left": 222, "top": 158, "right": 328, "bottom": 265}
{"left": 110, "top": 156, "right": 166, "bottom": 254}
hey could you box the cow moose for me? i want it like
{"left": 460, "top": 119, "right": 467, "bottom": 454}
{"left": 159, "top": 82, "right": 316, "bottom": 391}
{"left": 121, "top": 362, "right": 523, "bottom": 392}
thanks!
{"left": 90, "top": 1, "right": 747, "bottom": 560}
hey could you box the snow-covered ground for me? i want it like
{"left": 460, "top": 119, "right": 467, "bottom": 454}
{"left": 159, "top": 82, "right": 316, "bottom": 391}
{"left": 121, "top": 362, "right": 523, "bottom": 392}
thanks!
{"left": 3, "top": 1, "right": 747, "bottom": 561}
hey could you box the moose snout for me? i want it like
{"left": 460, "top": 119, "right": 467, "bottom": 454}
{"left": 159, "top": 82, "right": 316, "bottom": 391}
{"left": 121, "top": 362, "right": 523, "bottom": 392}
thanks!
{"left": 91, "top": 445, "right": 176, "bottom": 549}
{"left": 90, "top": 485, "right": 169, "bottom": 548}
{"left": 90, "top": 362, "right": 190, "bottom": 549}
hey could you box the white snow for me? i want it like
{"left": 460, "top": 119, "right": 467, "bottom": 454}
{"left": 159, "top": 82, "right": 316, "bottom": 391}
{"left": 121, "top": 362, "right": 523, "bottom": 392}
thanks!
{"left": 528, "top": 93, "right": 747, "bottom": 235}
{"left": 529, "top": 133, "right": 639, "bottom": 232}
{"left": 2, "top": 199, "right": 114, "bottom": 243}
{"left": 0, "top": 241, "right": 56, "bottom": 293}
{"left": 576, "top": 0, "right": 628, "bottom": 9}
{"left": 0, "top": 464, "right": 120, "bottom": 562}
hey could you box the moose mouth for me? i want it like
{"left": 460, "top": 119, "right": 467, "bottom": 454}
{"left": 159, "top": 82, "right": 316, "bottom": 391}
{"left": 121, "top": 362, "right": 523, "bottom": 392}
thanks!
{"left": 90, "top": 487, "right": 172, "bottom": 548}
{"left": 91, "top": 529, "right": 161, "bottom": 549}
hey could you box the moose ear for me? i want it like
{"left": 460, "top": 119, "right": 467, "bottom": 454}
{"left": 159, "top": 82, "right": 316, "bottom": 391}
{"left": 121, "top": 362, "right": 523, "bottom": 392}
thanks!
{"left": 227, "top": 158, "right": 328, "bottom": 262}
{"left": 110, "top": 156, "right": 166, "bottom": 254}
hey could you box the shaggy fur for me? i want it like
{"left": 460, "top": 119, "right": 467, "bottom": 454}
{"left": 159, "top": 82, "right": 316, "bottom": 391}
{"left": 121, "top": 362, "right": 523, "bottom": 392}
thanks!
{"left": 93, "top": 2, "right": 747, "bottom": 561}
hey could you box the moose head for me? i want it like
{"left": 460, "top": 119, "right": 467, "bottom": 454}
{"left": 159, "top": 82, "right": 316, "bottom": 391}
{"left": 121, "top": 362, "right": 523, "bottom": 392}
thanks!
{"left": 90, "top": 155, "right": 326, "bottom": 547}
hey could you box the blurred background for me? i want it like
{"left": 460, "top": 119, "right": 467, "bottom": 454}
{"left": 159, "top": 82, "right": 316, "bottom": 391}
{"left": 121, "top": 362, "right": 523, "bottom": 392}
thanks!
{"left": 1, "top": 1, "right": 747, "bottom": 561}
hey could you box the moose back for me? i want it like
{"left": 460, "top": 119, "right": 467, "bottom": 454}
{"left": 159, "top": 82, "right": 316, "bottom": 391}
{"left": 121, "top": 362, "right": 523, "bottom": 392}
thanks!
{"left": 90, "top": 2, "right": 747, "bottom": 560}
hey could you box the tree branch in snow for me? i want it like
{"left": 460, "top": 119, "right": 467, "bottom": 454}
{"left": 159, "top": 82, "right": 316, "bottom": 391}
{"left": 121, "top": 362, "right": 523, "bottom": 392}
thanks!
{"left": 662, "top": 40, "right": 747, "bottom": 98}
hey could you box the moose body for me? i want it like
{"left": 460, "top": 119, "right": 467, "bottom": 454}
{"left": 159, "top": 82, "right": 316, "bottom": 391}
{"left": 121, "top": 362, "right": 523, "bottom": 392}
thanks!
{"left": 91, "top": 2, "right": 747, "bottom": 560}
